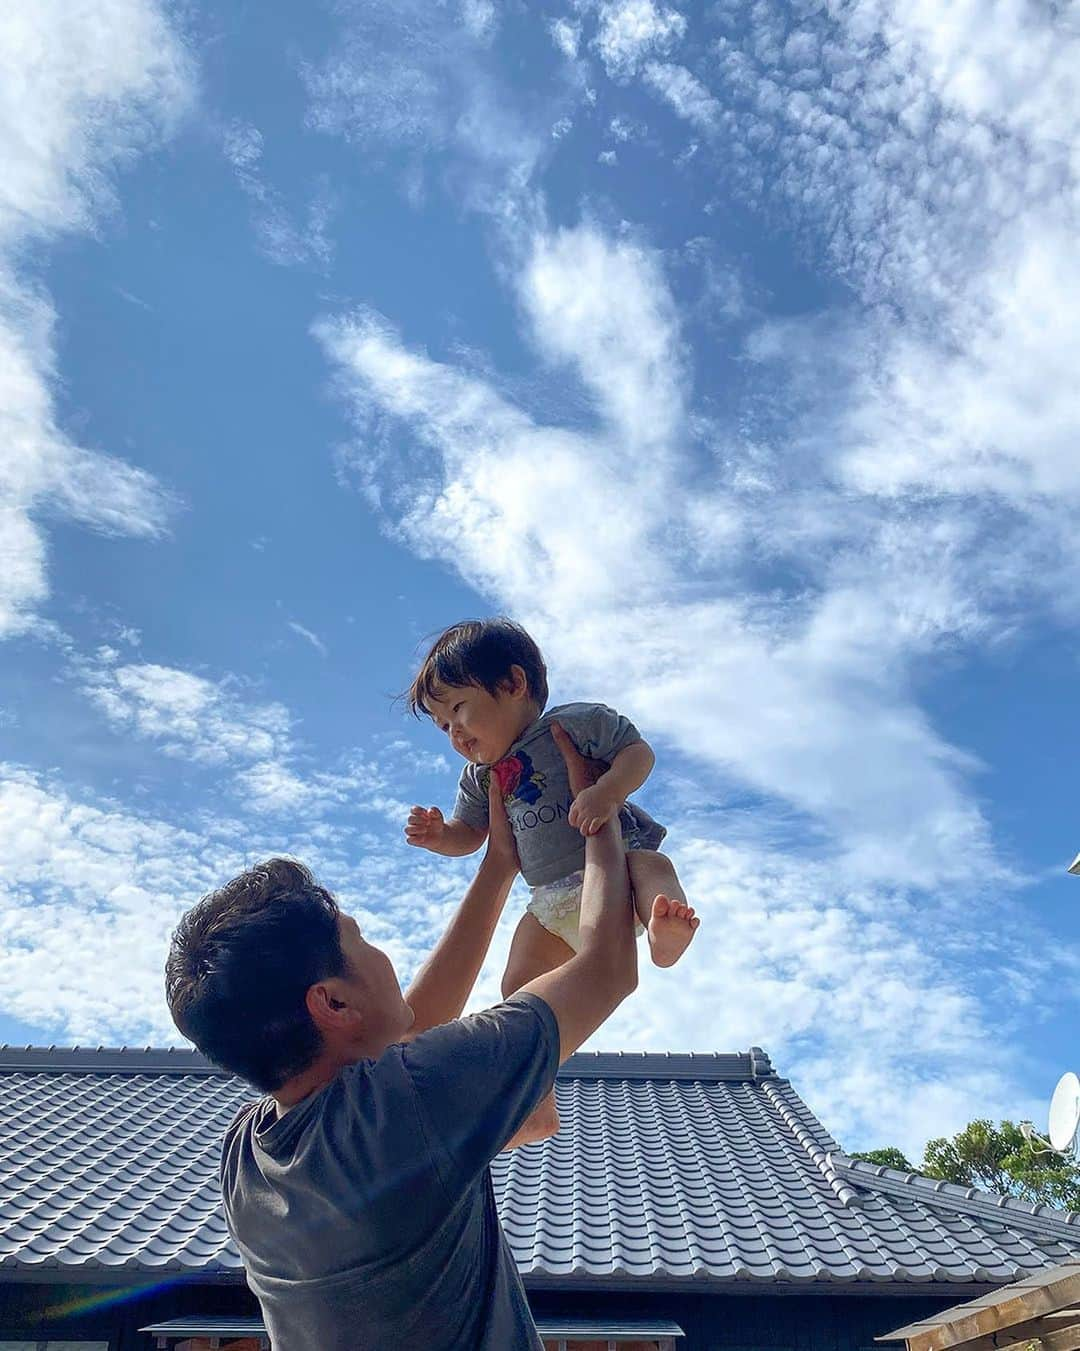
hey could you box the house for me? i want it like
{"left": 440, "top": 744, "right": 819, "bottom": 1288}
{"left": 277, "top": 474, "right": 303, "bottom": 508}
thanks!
{"left": 0, "top": 1044, "right": 1076, "bottom": 1350}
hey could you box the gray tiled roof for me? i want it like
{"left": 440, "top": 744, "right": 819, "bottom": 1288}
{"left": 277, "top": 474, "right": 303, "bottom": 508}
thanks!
{"left": 0, "top": 1044, "right": 1076, "bottom": 1286}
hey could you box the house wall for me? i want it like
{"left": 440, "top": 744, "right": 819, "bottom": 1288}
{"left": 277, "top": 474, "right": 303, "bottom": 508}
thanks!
{"left": 0, "top": 1279, "right": 977, "bottom": 1350}
{"left": 530, "top": 1288, "right": 968, "bottom": 1351}
{"left": 0, "top": 1280, "right": 256, "bottom": 1351}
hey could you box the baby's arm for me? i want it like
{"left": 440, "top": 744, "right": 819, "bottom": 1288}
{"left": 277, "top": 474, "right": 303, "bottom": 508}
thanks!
{"left": 405, "top": 806, "right": 488, "bottom": 856}
{"left": 568, "top": 739, "right": 655, "bottom": 836}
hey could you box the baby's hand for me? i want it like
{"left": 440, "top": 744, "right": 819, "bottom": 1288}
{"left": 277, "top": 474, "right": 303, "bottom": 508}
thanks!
{"left": 405, "top": 805, "right": 445, "bottom": 850}
{"left": 567, "top": 783, "right": 619, "bottom": 837}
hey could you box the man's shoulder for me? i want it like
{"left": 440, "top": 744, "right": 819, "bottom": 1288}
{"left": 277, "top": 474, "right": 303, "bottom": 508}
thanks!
{"left": 220, "top": 1098, "right": 264, "bottom": 1187}
{"left": 403, "top": 995, "right": 558, "bottom": 1072}
{"left": 224, "top": 1098, "right": 262, "bottom": 1142}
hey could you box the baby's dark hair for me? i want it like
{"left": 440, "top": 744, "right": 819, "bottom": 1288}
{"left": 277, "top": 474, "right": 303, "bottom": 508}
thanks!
{"left": 407, "top": 618, "right": 548, "bottom": 717}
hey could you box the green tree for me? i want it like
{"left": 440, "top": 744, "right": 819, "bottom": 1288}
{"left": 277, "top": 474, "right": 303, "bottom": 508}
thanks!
{"left": 849, "top": 1147, "right": 915, "bottom": 1171}
{"left": 853, "top": 1121, "right": 1080, "bottom": 1211}
{"left": 922, "top": 1119, "right": 1080, "bottom": 1211}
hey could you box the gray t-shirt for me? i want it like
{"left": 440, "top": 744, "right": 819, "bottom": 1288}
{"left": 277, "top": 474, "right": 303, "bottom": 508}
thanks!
{"left": 452, "top": 701, "right": 667, "bottom": 887}
{"left": 220, "top": 994, "right": 559, "bottom": 1351}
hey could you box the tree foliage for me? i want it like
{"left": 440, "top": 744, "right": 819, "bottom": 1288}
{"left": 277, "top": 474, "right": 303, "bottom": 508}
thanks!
{"left": 923, "top": 1119, "right": 1080, "bottom": 1211}
{"left": 849, "top": 1147, "right": 915, "bottom": 1171}
{"left": 855, "top": 1120, "right": 1080, "bottom": 1212}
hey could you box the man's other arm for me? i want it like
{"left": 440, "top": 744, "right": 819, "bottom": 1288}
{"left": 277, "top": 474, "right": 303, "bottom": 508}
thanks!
{"left": 403, "top": 778, "right": 519, "bottom": 1037}
{"left": 518, "top": 722, "right": 638, "bottom": 1061}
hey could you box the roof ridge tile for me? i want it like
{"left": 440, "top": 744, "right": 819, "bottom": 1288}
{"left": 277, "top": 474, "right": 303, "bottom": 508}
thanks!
{"left": 832, "top": 1153, "right": 1080, "bottom": 1241}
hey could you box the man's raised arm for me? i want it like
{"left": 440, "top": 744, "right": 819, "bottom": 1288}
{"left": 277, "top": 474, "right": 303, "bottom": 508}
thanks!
{"left": 519, "top": 723, "right": 638, "bottom": 1061}
{"left": 403, "top": 778, "right": 519, "bottom": 1038}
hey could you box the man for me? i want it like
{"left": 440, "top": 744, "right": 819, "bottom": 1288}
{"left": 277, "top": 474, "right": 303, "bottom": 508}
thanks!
{"left": 165, "top": 726, "right": 649, "bottom": 1350}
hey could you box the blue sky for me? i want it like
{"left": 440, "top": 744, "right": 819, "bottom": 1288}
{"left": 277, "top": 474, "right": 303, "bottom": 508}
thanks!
{"left": 1, "top": 0, "right": 1078, "bottom": 1162}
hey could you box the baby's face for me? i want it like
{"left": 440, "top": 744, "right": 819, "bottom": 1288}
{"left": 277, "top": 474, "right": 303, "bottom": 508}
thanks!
{"left": 424, "top": 678, "right": 532, "bottom": 766}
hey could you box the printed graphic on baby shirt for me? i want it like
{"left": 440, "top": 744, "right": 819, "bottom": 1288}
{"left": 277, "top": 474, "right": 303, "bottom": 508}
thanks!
{"left": 486, "top": 750, "right": 546, "bottom": 806}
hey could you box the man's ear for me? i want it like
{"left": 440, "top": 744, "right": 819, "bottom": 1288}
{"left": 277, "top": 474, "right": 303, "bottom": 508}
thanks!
{"left": 505, "top": 664, "right": 528, "bottom": 699}
{"left": 306, "top": 981, "right": 360, "bottom": 1036}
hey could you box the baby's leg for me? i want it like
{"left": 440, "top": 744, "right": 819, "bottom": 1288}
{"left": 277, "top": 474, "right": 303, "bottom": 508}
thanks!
{"left": 627, "top": 850, "right": 699, "bottom": 969}
{"left": 501, "top": 913, "right": 576, "bottom": 1151}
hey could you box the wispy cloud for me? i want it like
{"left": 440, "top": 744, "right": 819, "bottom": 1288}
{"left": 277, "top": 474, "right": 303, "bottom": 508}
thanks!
{"left": 80, "top": 654, "right": 291, "bottom": 767}
{"left": 71, "top": 647, "right": 413, "bottom": 824}
{"left": 643, "top": 62, "right": 720, "bottom": 131}
{"left": 302, "top": 0, "right": 553, "bottom": 211}
{"left": 287, "top": 620, "right": 328, "bottom": 657}
{"left": 549, "top": 18, "right": 581, "bottom": 60}
{"left": 222, "top": 120, "right": 335, "bottom": 268}
{"left": 0, "top": 0, "right": 192, "bottom": 640}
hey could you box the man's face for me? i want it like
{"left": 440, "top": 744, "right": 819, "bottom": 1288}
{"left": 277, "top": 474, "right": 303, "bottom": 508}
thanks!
{"left": 424, "top": 675, "right": 531, "bottom": 765}
{"left": 336, "top": 914, "right": 414, "bottom": 1049}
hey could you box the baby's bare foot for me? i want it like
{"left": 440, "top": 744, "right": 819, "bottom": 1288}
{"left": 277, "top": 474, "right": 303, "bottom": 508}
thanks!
{"left": 647, "top": 894, "right": 699, "bottom": 968}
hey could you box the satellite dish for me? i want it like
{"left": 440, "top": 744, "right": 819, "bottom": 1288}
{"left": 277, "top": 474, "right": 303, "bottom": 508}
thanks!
{"left": 1048, "top": 1071, "right": 1080, "bottom": 1153}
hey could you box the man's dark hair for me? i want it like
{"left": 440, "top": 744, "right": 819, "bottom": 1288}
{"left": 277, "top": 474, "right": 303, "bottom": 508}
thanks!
{"left": 165, "top": 857, "right": 346, "bottom": 1092}
{"left": 407, "top": 617, "right": 549, "bottom": 716}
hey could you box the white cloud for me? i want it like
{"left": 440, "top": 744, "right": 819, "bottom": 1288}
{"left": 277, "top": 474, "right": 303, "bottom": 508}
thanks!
{"left": 0, "top": 1, "right": 191, "bottom": 640}
{"left": 78, "top": 654, "right": 292, "bottom": 767}
{"left": 607, "top": 116, "right": 644, "bottom": 142}
{"left": 303, "top": 0, "right": 544, "bottom": 205}
{"left": 222, "top": 121, "right": 263, "bottom": 172}
{"left": 71, "top": 648, "right": 423, "bottom": 827}
{"left": 643, "top": 61, "right": 721, "bottom": 131}
{"left": 287, "top": 620, "right": 329, "bottom": 657}
{"left": 682, "top": 0, "right": 1080, "bottom": 624}
{"left": 222, "top": 120, "right": 335, "bottom": 268}
{"left": 593, "top": 0, "right": 687, "bottom": 79}
{"left": 549, "top": 17, "right": 581, "bottom": 60}
{"left": 459, "top": 0, "right": 497, "bottom": 41}
{"left": 0, "top": 764, "right": 220, "bottom": 1042}
{"left": 0, "top": 2, "right": 190, "bottom": 248}
{"left": 522, "top": 224, "right": 685, "bottom": 453}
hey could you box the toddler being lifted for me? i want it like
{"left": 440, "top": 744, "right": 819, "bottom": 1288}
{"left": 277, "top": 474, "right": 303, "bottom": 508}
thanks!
{"left": 405, "top": 620, "right": 699, "bottom": 1013}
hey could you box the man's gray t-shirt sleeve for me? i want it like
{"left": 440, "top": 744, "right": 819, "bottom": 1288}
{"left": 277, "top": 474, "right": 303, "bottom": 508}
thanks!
{"left": 403, "top": 993, "right": 560, "bottom": 1198}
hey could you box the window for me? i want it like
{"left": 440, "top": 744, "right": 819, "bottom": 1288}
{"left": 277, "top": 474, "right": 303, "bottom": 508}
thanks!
{"left": 542, "top": 1341, "right": 663, "bottom": 1350}
{"left": 0, "top": 1343, "right": 109, "bottom": 1351}
{"left": 536, "top": 1321, "right": 681, "bottom": 1350}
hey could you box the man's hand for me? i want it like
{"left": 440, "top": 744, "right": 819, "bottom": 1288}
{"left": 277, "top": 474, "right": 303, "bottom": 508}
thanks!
{"left": 405, "top": 805, "right": 445, "bottom": 850}
{"left": 485, "top": 773, "right": 519, "bottom": 873}
{"left": 550, "top": 721, "right": 601, "bottom": 795}
{"left": 550, "top": 723, "right": 617, "bottom": 836}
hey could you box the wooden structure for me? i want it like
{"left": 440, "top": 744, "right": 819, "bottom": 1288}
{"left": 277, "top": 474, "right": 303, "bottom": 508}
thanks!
{"left": 882, "top": 1262, "right": 1080, "bottom": 1351}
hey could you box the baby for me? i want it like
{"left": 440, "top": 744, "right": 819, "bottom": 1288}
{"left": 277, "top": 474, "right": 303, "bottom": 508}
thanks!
{"left": 404, "top": 618, "right": 699, "bottom": 1008}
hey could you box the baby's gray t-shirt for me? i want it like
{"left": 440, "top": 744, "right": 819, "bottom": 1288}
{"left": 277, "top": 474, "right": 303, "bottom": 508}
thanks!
{"left": 452, "top": 701, "right": 667, "bottom": 887}
{"left": 221, "top": 994, "right": 559, "bottom": 1351}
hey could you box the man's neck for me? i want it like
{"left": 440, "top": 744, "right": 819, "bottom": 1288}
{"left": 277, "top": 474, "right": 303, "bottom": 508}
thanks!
{"left": 272, "top": 1032, "right": 395, "bottom": 1112}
